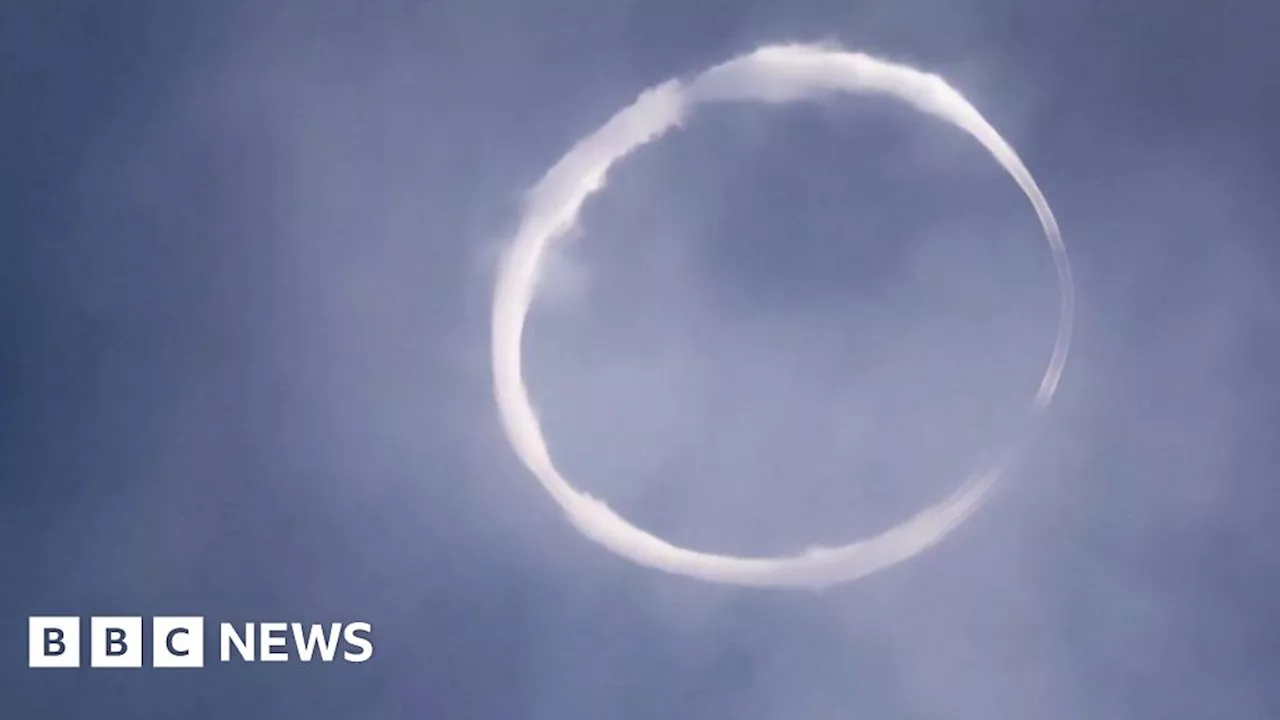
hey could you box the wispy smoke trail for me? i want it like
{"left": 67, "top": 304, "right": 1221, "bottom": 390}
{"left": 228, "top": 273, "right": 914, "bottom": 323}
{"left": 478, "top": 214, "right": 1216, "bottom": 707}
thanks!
{"left": 491, "top": 43, "right": 1074, "bottom": 589}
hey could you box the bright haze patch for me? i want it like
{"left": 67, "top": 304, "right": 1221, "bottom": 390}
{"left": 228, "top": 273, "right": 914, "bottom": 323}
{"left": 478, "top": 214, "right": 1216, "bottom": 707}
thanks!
{"left": 488, "top": 41, "right": 1070, "bottom": 586}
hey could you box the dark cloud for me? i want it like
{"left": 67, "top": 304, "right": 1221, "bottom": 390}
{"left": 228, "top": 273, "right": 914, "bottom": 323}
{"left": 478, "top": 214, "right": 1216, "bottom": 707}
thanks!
{"left": 3, "top": 0, "right": 1278, "bottom": 717}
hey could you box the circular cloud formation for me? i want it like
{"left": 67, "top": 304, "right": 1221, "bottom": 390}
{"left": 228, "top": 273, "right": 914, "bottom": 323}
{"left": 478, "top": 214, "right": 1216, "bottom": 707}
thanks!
{"left": 491, "top": 43, "right": 1074, "bottom": 589}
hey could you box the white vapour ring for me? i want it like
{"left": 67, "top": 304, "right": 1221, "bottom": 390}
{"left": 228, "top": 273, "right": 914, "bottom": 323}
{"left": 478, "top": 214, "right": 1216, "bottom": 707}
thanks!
{"left": 492, "top": 44, "right": 1074, "bottom": 589}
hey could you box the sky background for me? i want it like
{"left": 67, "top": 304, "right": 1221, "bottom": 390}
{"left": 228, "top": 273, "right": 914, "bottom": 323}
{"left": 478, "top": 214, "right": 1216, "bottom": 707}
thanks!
{"left": 3, "top": 0, "right": 1279, "bottom": 717}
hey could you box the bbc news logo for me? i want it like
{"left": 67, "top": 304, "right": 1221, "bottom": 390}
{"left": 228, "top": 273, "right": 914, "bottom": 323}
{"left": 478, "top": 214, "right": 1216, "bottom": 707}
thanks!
{"left": 28, "top": 617, "right": 373, "bottom": 668}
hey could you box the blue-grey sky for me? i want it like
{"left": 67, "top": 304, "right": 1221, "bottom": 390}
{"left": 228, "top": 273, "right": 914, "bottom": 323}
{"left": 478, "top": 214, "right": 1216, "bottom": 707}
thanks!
{"left": 3, "top": 1, "right": 1278, "bottom": 717}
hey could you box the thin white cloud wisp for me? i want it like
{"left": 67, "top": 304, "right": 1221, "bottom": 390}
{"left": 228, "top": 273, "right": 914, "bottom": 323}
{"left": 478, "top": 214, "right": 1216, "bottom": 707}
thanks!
{"left": 491, "top": 43, "right": 1074, "bottom": 589}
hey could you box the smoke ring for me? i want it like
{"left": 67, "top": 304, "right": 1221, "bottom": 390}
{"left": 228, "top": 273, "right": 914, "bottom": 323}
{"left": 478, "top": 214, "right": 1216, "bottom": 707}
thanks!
{"left": 491, "top": 43, "right": 1074, "bottom": 589}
